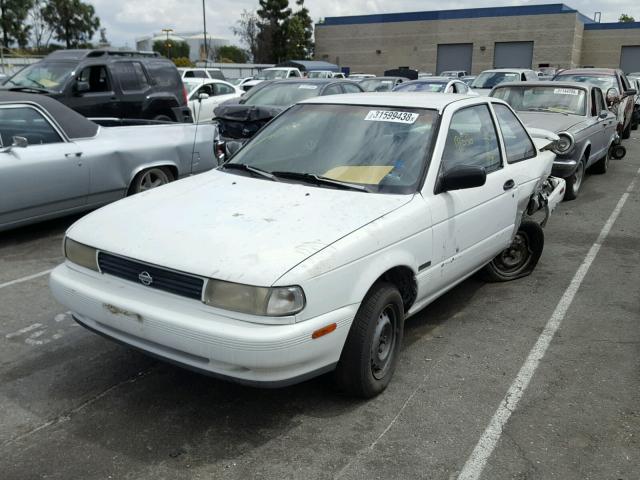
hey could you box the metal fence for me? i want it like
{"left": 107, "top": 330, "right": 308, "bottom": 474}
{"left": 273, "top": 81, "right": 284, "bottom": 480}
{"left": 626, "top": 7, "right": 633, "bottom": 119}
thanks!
{"left": 0, "top": 55, "right": 43, "bottom": 76}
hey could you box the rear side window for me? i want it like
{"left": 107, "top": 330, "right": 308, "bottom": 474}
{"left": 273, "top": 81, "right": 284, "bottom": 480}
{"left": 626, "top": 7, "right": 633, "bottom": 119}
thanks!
{"left": 207, "top": 69, "right": 225, "bottom": 80}
{"left": 214, "top": 83, "right": 235, "bottom": 95}
{"left": 185, "top": 70, "right": 207, "bottom": 78}
{"left": 493, "top": 104, "right": 536, "bottom": 163}
{"left": 112, "top": 62, "right": 149, "bottom": 91}
{"left": 145, "top": 61, "right": 181, "bottom": 88}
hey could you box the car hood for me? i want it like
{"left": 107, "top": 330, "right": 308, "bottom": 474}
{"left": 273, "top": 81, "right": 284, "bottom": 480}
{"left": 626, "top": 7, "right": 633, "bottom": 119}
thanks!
{"left": 516, "top": 112, "right": 584, "bottom": 133}
{"left": 472, "top": 88, "right": 492, "bottom": 96}
{"left": 67, "top": 170, "right": 413, "bottom": 286}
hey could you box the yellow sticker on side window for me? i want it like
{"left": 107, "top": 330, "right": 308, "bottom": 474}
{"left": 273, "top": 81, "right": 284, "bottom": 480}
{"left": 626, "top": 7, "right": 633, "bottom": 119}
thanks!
{"left": 323, "top": 166, "right": 394, "bottom": 185}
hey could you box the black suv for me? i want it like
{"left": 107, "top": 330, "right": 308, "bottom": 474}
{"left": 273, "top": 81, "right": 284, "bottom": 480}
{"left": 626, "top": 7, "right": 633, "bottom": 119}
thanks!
{"left": 3, "top": 49, "right": 192, "bottom": 122}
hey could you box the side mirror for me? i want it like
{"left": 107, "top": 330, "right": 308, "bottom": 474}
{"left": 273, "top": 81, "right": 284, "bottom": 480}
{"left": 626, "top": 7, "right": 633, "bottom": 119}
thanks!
{"left": 598, "top": 110, "right": 609, "bottom": 120}
{"left": 606, "top": 87, "right": 620, "bottom": 106}
{"left": 1, "top": 136, "right": 28, "bottom": 153}
{"left": 74, "top": 80, "right": 90, "bottom": 95}
{"left": 198, "top": 92, "right": 210, "bottom": 102}
{"left": 624, "top": 88, "right": 637, "bottom": 97}
{"left": 436, "top": 165, "right": 486, "bottom": 194}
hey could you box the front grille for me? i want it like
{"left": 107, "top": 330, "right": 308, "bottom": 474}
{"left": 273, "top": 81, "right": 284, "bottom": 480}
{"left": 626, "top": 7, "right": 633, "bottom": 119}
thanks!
{"left": 98, "top": 252, "right": 204, "bottom": 301}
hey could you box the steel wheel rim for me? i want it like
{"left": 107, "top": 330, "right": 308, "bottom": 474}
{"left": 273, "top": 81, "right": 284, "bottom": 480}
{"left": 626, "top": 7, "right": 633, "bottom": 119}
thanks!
{"left": 573, "top": 162, "right": 584, "bottom": 192}
{"left": 140, "top": 169, "right": 169, "bottom": 192}
{"left": 371, "top": 304, "right": 397, "bottom": 380}
{"left": 494, "top": 231, "right": 533, "bottom": 275}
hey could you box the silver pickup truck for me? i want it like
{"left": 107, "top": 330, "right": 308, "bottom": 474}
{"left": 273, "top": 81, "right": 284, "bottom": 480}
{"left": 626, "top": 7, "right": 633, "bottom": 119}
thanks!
{"left": 0, "top": 92, "right": 219, "bottom": 232}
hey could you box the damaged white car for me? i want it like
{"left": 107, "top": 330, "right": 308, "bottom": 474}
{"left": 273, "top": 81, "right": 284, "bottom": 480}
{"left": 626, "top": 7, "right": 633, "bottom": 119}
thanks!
{"left": 50, "top": 93, "right": 565, "bottom": 398}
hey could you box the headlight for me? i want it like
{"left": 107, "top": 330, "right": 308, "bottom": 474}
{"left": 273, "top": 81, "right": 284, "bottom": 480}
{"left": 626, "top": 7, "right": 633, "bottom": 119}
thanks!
{"left": 203, "top": 279, "right": 305, "bottom": 316}
{"left": 64, "top": 237, "right": 98, "bottom": 271}
{"left": 552, "top": 132, "right": 574, "bottom": 155}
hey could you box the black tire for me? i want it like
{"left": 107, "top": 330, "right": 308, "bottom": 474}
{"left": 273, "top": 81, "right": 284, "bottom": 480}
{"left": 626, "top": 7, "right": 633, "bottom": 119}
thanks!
{"left": 622, "top": 121, "right": 631, "bottom": 139}
{"left": 153, "top": 114, "right": 173, "bottom": 122}
{"left": 129, "top": 167, "right": 174, "bottom": 195}
{"left": 480, "top": 220, "right": 544, "bottom": 282}
{"left": 334, "top": 282, "right": 404, "bottom": 398}
{"left": 563, "top": 157, "right": 585, "bottom": 201}
{"left": 590, "top": 151, "right": 610, "bottom": 175}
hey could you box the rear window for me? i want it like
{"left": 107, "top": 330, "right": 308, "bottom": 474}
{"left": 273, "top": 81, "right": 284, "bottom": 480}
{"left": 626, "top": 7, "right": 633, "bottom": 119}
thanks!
{"left": 111, "top": 62, "right": 149, "bottom": 91}
{"left": 207, "top": 69, "right": 225, "bottom": 80}
{"left": 145, "top": 61, "right": 181, "bottom": 88}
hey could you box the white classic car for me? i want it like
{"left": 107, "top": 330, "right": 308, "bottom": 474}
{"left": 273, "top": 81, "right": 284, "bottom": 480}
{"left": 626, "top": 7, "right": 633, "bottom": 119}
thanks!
{"left": 50, "top": 93, "right": 565, "bottom": 398}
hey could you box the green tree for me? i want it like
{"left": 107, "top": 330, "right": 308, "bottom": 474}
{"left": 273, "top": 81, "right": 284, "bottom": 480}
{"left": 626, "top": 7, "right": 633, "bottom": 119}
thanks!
{"left": 256, "top": 0, "right": 291, "bottom": 63}
{"left": 216, "top": 45, "right": 248, "bottom": 63}
{"left": 619, "top": 13, "right": 635, "bottom": 22}
{"left": 42, "top": 0, "right": 100, "bottom": 48}
{"left": 284, "top": 0, "right": 313, "bottom": 59}
{"left": 231, "top": 10, "right": 260, "bottom": 61}
{"left": 0, "top": 0, "right": 34, "bottom": 48}
{"left": 152, "top": 39, "right": 189, "bottom": 59}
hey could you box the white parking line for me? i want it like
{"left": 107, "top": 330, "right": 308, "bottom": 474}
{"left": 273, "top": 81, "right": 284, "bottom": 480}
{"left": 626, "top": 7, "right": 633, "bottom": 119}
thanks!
{"left": 0, "top": 269, "right": 53, "bottom": 290}
{"left": 457, "top": 166, "right": 640, "bottom": 480}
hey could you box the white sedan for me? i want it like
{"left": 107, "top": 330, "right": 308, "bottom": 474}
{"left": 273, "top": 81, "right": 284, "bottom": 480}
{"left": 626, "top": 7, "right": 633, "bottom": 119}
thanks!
{"left": 184, "top": 78, "right": 242, "bottom": 123}
{"left": 50, "top": 93, "right": 564, "bottom": 397}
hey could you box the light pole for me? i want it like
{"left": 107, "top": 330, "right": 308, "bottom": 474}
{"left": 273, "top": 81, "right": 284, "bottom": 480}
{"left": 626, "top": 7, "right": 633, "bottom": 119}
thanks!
{"left": 202, "top": 0, "right": 208, "bottom": 65}
{"left": 161, "top": 28, "right": 173, "bottom": 58}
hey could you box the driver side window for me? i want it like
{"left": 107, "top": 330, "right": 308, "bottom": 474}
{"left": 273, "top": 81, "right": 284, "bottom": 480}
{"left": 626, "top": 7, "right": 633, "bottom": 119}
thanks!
{"left": 77, "top": 65, "right": 111, "bottom": 93}
{"left": 0, "top": 107, "right": 62, "bottom": 146}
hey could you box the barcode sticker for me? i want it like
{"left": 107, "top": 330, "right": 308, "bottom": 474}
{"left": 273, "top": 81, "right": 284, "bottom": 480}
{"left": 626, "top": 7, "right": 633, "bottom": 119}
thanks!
{"left": 553, "top": 88, "right": 580, "bottom": 96}
{"left": 364, "top": 110, "right": 419, "bottom": 124}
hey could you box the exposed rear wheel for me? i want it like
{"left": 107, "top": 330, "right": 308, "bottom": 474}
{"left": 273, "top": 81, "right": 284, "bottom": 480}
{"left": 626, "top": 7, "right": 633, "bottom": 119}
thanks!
{"left": 334, "top": 282, "right": 404, "bottom": 398}
{"left": 480, "top": 220, "right": 544, "bottom": 282}
{"left": 129, "top": 167, "right": 174, "bottom": 195}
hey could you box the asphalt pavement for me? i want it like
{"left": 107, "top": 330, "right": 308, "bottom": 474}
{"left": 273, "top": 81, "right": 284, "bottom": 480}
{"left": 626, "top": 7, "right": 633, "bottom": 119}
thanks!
{"left": 1, "top": 131, "right": 639, "bottom": 480}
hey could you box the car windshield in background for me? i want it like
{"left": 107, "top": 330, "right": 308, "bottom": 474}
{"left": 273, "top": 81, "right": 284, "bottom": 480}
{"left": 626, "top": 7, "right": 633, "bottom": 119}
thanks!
{"left": 243, "top": 83, "right": 321, "bottom": 107}
{"left": 227, "top": 104, "right": 438, "bottom": 194}
{"left": 394, "top": 82, "right": 446, "bottom": 93}
{"left": 554, "top": 74, "right": 617, "bottom": 92}
{"left": 308, "top": 72, "right": 329, "bottom": 78}
{"left": 5, "top": 61, "right": 75, "bottom": 92}
{"left": 492, "top": 86, "right": 587, "bottom": 116}
{"left": 359, "top": 79, "right": 396, "bottom": 92}
{"left": 256, "top": 70, "right": 288, "bottom": 80}
{"left": 471, "top": 72, "right": 520, "bottom": 89}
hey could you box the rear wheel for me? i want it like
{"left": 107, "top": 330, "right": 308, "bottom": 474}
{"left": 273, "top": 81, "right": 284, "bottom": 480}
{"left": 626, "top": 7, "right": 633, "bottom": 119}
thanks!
{"left": 564, "top": 157, "right": 585, "bottom": 201}
{"left": 334, "top": 282, "right": 404, "bottom": 398}
{"left": 153, "top": 114, "right": 173, "bottom": 122}
{"left": 480, "top": 220, "right": 544, "bottom": 282}
{"left": 129, "top": 167, "right": 174, "bottom": 195}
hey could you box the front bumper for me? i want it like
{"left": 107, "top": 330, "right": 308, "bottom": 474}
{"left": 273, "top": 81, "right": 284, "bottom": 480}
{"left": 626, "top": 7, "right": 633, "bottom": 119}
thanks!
{"left": 50, "top": 263, "right": 355, "bottom": 387}
{"left": 551, "top": 158, "right": 578, "bottom": 178}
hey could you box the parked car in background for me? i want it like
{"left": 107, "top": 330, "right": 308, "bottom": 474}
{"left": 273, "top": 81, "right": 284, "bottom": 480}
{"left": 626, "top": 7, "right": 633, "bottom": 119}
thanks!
{"left": 553, "top": 68, "right": 637, "bottom": 139}
{"left": 471, "top": 69, "right": 539, "bottom": 95}
{"left": 461, "top": 75, "right": 476, "bottom": 86}
{"left": 0, "top": 92, "right": 218, "bottom": 232}
{"left": 214, "top": 79, "right": 363, "bottom": 149}
{"left": 491, "top": 81, "right": 618, "bottom": 200}
{"left": 229, "top": 77, "right": 254, "bottom": 88}
{"left": 241, "top": 67, "right": 303, "bottom": 91}
{"left": 3, "top": 49, "right": 192, "bottom": 122}
{"left": 50, "top": 92, "right": 564, "bottom": 398}
{"left": 349, "top": 73, "right": 375, "bottom": 81}
{"left": 440, "top": 70, "right": 468, "bottom": 78}
{"left": 178, "top": 67, "right": 225, "bottom": 80}
{"left": 307, "top": 71, "right": 344, "bottom": 79}
{"left": 418, "top": 72, "right": 434, "bottom": 78}
{"left": 183, "top": 78, "right": 242, "bottom": 123}
{"left": 392, "top": 77, "right": 478, "bottom": 95}
{"left": 359, "top": 77, "right": 408, "bottom": 92}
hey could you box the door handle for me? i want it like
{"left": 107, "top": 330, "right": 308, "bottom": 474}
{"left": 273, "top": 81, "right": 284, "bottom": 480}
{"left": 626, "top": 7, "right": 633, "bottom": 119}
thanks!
{"left": 65, "top": 152, "right": 83, "bottom": 158}
{"left": 503, "top": 179, "right": 515, "bottom": 191}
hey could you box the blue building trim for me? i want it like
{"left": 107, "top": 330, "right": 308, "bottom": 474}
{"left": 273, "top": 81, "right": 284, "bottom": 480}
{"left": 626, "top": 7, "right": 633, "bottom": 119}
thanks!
{"left": 319, "top": 3, "right": 593, "bottom": 27}
{"left": 584, "top": 21, "right": 640, "bottom": 30}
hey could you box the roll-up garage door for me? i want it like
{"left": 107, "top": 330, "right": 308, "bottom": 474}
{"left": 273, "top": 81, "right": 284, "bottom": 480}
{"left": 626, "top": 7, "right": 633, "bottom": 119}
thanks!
{"left": 436, "top": 43, "right": 473, "bottom": 75}
{"left": 494, "top": 41, "right": 534, "bottom": 69}
{"left": 620, "top": 46, "right": 640, "bottom": 73}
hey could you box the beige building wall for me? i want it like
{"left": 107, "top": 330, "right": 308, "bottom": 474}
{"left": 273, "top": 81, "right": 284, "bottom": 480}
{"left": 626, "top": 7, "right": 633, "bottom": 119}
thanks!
{"left": 582, "top": 29, "right": 640, "bottom": 68}
{"left": 315, "top": 12, "right": 582, "bottom": 75}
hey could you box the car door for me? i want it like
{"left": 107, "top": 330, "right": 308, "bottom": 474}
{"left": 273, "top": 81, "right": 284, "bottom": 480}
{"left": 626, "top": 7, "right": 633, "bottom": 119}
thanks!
{"left": 110, "top": 61, "right": 150, "bottom": 119}
{"left": 213, "top": 82, "right": 240, "bottom": 106}
{"left": 0, "top": 105, "right": 88, "bottom": 227}
{"left": 428, "top": 103, "right": 517, "bottom": 290}
{"left": 64, "top": 64, "right": 117, "bottom": 118}
{"left": 587, "top": 88, "right": 607, "bottom": 161}
{"left": 593, "top": 87, "right": 616, "bottom": 152}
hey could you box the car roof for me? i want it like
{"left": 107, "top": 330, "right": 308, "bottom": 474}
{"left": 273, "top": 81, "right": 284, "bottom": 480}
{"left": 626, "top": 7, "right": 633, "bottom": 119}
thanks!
{"left": 361, "top": 76, "right": 406, "bottom": 81}
{"left": 182, "top": 78, "right": 230, "bottom": 85}
{"left": 403, "top": 77, "right": 452, "bottom": 82}
{"left": 268, "top": 78, "right": 352, "bottom": 85}
{"left": 557, "top": 68, "right": 618, "bottom": 76}
{"left": 481, "top": 68, "right": 533, "bottom": 73}
{"left": 0, "top": 91, "right": 98, "bottom": 139}
{"left": 493, "top": 80, "right": 593, "bottom": 90}
{"left": 300, "top": 92, "right": 486, "bottom": 111}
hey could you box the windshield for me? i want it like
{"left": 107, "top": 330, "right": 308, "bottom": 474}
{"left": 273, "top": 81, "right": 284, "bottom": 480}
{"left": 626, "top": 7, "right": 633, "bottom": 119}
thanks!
{"left": 554, "top": 74, "right": 617, "bottom": 93}
{"left": 394, "top": 81, "right": 446, "bottom": 93}
{"left": 359, "top": 79, "right": 395, "bottom": 92}
{"left": 471, "top": 72, "right": 520, "bottom": 89}
{"left": 243, "top": 83, "right": 321, "bottom": 107}
{"left": 226, "top": 104, "right": 438, "bottom": 194}
{"left": 5, "top": 61, "right": 75, "bottom": 91}
{"left": 492, "top": 86, "right": 587, "bottom": 115}
{"left": 308, "top": 71, "right": 329, "bottom": 78}
{"left": 256, "top": 69, "right": 288, "bottom": 80}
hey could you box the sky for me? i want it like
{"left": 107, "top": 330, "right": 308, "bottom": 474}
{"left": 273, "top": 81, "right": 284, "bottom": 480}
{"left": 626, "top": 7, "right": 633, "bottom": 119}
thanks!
{"left": 86, "top": 0, "right": 640, "bottom": 48}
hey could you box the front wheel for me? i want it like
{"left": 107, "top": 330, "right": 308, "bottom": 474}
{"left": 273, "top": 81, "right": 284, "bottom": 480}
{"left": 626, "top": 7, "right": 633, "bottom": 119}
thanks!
{"left": 480, "top": 220, "right": 544, "bottom": 282}
{"left": 564, "top": 158, "right": 585, "bottom": 201}
{"left": 334, "top": 282, "right": 404, "bottom": 398}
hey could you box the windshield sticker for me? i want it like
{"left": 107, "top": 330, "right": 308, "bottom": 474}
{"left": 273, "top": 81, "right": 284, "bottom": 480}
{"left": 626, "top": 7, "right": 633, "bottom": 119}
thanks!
{"left": 365, "top": 110, "right": 419, "bottom": 124}
{"left": 298, "top": 84, "right": 318, "bottom": 89}
{"left": 553, "top": 88, "right": 580, "bottom": 96}
{"left": 323, "top": 166, "right": 393, "bottom": 185}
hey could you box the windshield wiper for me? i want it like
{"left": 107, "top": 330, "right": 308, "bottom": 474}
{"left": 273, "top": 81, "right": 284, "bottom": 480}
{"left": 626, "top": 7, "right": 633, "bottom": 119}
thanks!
{"left": 526, "top": 107, "right": 569, "bottom": 115}
{"left": 7, "top": 86, "right": 51, "bottom": 94}
{"left": 221, "top": 163, "right": 278, "bottom": 181}
{"left": 271, "top": 171, "right": 369, "bottom": 192}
